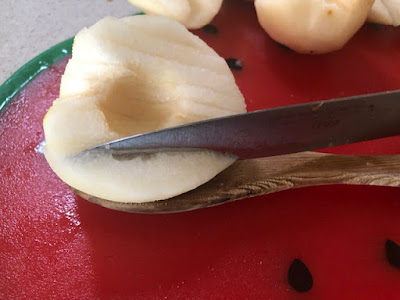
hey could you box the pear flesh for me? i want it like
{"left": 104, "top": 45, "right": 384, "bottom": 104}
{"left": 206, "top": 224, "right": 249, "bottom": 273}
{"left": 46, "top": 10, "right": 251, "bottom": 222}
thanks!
{"left": 254, "top": 0, "right": 375, "bottom": 54}
{"left": 127, "top": 0, "right": 223, "bottom": 29}
{"left": 368, "top": 0, "right": 400, "bottom": 26}
{"left": 43, "top": 15, "right": 246, "bottom": 203}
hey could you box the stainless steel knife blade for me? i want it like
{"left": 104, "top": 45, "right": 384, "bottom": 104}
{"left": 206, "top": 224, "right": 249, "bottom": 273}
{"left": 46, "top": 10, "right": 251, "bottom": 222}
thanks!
{"left": 87, "top": 90, "right": 400, "bottom": 159}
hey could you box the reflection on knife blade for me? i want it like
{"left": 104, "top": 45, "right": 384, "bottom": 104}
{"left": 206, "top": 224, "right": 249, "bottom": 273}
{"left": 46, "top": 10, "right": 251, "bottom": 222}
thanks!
{"left": 86, "top": 90, "right": 400, "bottom": 160}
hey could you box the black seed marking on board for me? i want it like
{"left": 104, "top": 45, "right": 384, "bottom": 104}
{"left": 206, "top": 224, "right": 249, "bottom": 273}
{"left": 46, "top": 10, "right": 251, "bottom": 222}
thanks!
{"left": 386, "top": 240, "right": 400, "bottom": 269}
{"left": 225, "top": 58, "right": 242, "bottom": 70}
{"left": 202, "top": 24, "right": 218, "bottom": 34}
{"left": 288, "top": 259, "right": 313, "bottom": 292}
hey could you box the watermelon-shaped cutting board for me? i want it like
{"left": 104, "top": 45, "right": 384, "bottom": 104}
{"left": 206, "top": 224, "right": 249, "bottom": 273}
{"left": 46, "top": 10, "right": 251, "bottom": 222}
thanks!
{"left": 1, "top": 0, "right": 400, "bottom": 298}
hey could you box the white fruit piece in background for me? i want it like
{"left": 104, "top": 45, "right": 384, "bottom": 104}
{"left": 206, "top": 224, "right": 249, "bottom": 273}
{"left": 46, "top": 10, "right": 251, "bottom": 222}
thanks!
{"left": 254, "top": 0, "right": 375, "bottom": 54}
{"left": 43, "top": 15, "right": 246, "bottom": 203}
{"left": 127, "top": 0, "right": 223, "bottom": 29}
{"left": 368, "top": 0, "right": 400, "bottom": 26}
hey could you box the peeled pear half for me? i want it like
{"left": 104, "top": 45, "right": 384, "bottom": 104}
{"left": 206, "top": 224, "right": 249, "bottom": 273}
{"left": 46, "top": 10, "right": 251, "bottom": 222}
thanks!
{"left": 43, "top": 15, "right": 246, "bottom": 203}
{"left": 368, "top": 0, "right": 400, "bottom": 26}
{"left": 127, "top": 0, "right": 223, "bottom": 29}
{"left": 255, "top": 0, "right": 375, "bottom": 54}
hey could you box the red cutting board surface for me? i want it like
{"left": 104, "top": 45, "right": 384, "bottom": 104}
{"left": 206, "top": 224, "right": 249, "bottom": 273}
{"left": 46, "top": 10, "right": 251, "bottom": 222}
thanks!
{"left": 1, "top": 0, "right": 400, "bottom": 299}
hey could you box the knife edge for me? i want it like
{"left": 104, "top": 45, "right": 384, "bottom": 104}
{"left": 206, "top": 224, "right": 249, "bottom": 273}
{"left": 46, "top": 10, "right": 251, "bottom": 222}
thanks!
{"left": 86, "top": 90, "right": 400, "bottom": 159}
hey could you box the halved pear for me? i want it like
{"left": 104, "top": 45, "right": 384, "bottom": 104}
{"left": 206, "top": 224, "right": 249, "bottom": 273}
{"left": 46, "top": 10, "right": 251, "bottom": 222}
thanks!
{"left": 43, "top": 15, "right": 246, "bottom": 203}
{"left": 368, "top": 0, "right": 400, "bottom": 26}
{"left": 254, "top": 0, "right": 375, "bottom": 54}
{"left": 127, "top": 0, "right": 223, "bottom": 29}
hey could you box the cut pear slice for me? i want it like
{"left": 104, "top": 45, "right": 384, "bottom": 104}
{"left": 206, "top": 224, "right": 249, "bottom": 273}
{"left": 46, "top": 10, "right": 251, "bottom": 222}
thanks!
{"left": 368, "top": 0, "right": 400, "bottom": 26}
{"left": 255, "top": 0, "right": 375, "bottom": 54}
{"left": 43, "top": 15, "right": 246, "bottom": 203}
{"left": 127, "top": 0, "right": 223, "bottom": 29}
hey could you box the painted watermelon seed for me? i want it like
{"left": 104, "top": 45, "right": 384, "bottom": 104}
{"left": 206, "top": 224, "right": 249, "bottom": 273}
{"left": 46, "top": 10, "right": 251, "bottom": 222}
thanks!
{"left": 385, "top": 239, "right": 400, "bottom": 269}
{"left": 202, "top": 24, "right": 218, "bottom": 34}
{"left": 225, "top": 58, "right": 242, "bottom": 70}
{"left": 288, "top": 258, "right": 313, "bottom": 292}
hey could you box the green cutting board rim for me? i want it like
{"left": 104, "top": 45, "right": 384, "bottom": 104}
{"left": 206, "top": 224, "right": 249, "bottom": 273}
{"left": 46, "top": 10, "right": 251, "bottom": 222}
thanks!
{"left": 0, "top": 37, "right": 74, "bottom": 113}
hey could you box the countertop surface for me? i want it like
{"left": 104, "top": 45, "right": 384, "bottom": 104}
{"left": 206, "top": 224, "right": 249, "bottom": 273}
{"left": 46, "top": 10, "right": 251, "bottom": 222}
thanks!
{"left": 1, "top": 0, "right": 139, "bottom": 85}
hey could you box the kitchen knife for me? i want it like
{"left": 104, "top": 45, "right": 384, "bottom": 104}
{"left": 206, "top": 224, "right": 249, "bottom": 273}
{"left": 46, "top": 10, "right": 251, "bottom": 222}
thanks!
{"left": 87, "top": 90, "right": 400, "bottom": 159}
